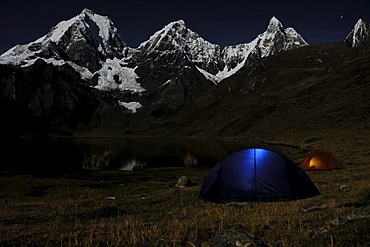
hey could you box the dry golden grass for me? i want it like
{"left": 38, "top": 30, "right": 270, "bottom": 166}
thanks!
{"left": 0, "top": 155, "right": 369, "bottom": 246}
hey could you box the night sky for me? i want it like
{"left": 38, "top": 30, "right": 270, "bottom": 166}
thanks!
{"left": 1, "top": 0, "right": 370, "bottom": 54}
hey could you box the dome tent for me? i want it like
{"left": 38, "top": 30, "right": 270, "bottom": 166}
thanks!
{"left": 300, "top": 148, "right": 341, "bottom": 171}
{"left": 199, "top": 148, "right": 320, "bottom": 202}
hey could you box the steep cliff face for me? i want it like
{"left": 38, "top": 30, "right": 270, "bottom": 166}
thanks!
{"left": 345, "top": 19, "right": 370, "bottom": 47}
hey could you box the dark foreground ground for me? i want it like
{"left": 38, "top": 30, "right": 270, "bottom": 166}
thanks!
{"left": 0, "top": 141, "right": 369, "bottom": 247}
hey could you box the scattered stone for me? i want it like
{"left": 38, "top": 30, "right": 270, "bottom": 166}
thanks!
{"left": 301, "top": 200, "right": 327, "bottom": 212}
{"left": 176, "top": 176, "right": 193, "bottom": 188}
{"left": 339, "top": 185, "right": 351, "bottom": 192}
{"left": 163, "top": 185, "right": 170, "bottom": 190}
{"left": 311, "top": 206, "right": 370, "bottom": 243}
{"left": 208, "top": 229, "right": 267, "bottom": 247}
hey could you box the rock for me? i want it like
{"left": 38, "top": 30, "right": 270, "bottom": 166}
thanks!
{"left": 339, "top": 185, "right": 351, "bottom": 192}
{"left": 175, "top": 176, "right": 193, "bottom": 188}
{"left": 310, "top": 206, "right": 370, "bottom": 246}
{"left": 208, "top": 229, "right": 267, "bottom": 247}
{"left": 301, "top": 201, "right": 327, "bottom": 212}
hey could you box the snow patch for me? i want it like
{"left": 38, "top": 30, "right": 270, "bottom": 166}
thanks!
{"left": 118, "top": 101, "right": 142, "bottom": 113}
{"left": 94, "top": 58, "right": 145, "bottom": 93}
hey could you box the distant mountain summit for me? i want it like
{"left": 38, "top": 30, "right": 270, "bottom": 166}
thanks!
{"left": 212, "top": 17, "right": 308, "bottom": 83}
{"left": 345, "top": 18, "right": 370, "bottom": 47}
{"left": 0, "top": 9, "right": 143, "bottom": 92}
{"left": 0, "top": 10, "right": 308, "bottom": 86}
{"left": 1, "top": 9, "right": 130, "bottom": 71}
{"left": 137, "top": 20, "right": 224, "bottom": 74}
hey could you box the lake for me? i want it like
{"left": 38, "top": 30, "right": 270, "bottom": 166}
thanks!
{"left": 2, "top": 135, "right": 254, "bottom": 174}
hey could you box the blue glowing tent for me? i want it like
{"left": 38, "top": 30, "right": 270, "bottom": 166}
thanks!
{"left": 199, "top": 148, "right": 320, "bottom": 202}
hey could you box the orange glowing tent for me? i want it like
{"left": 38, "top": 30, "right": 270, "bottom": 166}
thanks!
{"left": 300, "top": 149, "right": 341, "bottom": 171}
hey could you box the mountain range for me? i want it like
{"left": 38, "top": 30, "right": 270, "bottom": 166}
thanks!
{"left": 0, "top": 9, "right": 369, "bottom": 139}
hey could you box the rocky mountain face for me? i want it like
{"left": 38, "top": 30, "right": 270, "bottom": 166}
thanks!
{"left": 3, "top": 8, "right": 362, "bottom": 138}
{"left": 0, "top": 59, "right": 128, "bottom": 136}
{"left": 345, "top": 19, "right": 370, "bottom": 47}
{"left": 142, "top": 43, "right": 370, "bottom": 142}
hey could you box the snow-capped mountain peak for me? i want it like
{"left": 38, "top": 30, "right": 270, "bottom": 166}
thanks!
{"left": 0, "top": 9, "right": 143, "bottom": 94}
{"left": 48, "top": 8, "right": 127, "bottom": 59}
{"left": 256, "top": 16, "right": 308, "bottom": 58}
{"left": 49, "top": 8, "right": 118, "bottom": 44}
{"left": 138, "top": 19, "right": 223, "bottom": 74}
{"left": 138, "top": 19, "right": 187, "bottom": 52}
{"left": 0, "top": 12, "right": 308, "bottom": 91}
{"left": 266, "top": 16, "right": 284, "bottom": 33}
{"left": 202, "top": 17, "right": 308, "bottom": 84}
{"left": 345, "top": 18, "right": 370, "bottom": 47}
{"left": 0, "top": 9, "right": 128, "bottom": 70}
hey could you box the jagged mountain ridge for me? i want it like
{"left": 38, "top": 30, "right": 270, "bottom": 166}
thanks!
{"left": 0, "top": 9, "right": 308, "bottom": 88}
{"left": 206, "top": 17, "right": 308, "bottom": 83}
{"left": 134, "top": 16, "right": 308, "bottom": 84}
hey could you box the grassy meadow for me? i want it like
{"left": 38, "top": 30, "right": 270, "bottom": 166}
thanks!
{"left": 0, "top": 151, "right": 369, "bottom": 247}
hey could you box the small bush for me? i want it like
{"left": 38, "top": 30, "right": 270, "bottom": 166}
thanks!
{"left": 184, "top": 152, "right": 198, "bottom": 167}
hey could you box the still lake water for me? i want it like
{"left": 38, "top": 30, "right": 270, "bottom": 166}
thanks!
{"left": 3, "top": 136, "right": 253, "bottom": 174}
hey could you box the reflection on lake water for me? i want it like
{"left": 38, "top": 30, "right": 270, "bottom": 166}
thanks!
{"left": 3, "top": 136, "right": 257, "bottom": 174}
{"left": 119, "top": 159, "right": 143, "bottom": 171}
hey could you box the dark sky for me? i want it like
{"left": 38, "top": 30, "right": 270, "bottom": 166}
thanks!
{"left": 1, "top": 0, "right": 370, "bottom": 54}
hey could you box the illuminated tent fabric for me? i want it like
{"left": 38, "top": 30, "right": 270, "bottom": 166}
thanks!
{"left": 300, "top": 149, "right": 341, "bottom": 171}
{"left": 199, "top": 148, "right": 320, "bottom": 202}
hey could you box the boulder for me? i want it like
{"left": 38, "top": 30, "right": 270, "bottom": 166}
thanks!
{"left": 176, "top": 176, "right": 193, "bottom": 188}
